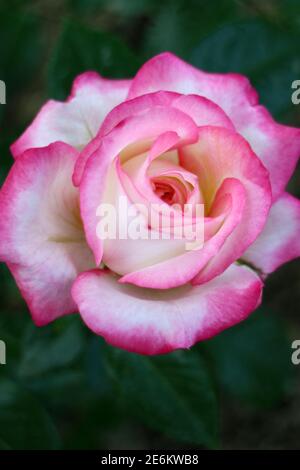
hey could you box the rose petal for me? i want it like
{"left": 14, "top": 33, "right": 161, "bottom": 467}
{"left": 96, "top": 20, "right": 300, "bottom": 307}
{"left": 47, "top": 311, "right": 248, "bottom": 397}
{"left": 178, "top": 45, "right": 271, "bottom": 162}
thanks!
{"left": 72, "top": 263, "right": 263, "bottom": 355}
{"left": 119, "top": 178, "right": 245, "bottom": 288}
{"left": 73, "top": 91, "right": 235, "bottom": 186}
{"left": 73, "top": 91, "right": 178, "bottom": 186}
{"left": 79, "top": 104, "right": 199, "bottom": 265}
{"left": 11, "top": 72, "right": 131, "bottom": 157}
{"left": 0, "top": 142, "right": 94, "bottom": 325}
{"left": 98, "top": 157, "right": 188, "bottom": 274}
{"left": 128, "top": 52, "right": 300, "bottom": 199}
{"left": 243, "top": 192, "right": 300, "bottom": 274}
{"left": 179, "top": 126, "right": 272, "bottom": 285}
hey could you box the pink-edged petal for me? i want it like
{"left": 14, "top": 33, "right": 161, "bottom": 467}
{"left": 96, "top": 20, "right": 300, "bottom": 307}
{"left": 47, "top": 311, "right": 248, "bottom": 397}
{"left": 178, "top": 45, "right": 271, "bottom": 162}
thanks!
{"left": 73, "top": 90, "right": 235, "bottom": 187}
{"left": 99, "top": 147, "right": 219, "bottom": 277}
{"left": 178, "top": 126, "right": 272, "bottom": 285}
{"left": 79, "top": 104, "right": 198, "bottom": 265}
{"left": 11, "top": 71, "right": 131, "bottom": 158}
{"left": 99, "top": 90, "right": 179, "bottom": 137}
{"left": 101, "top": 91, "right": 234, "bottom": 137}
{"left": 98, "top": 156, "right": 188, "bottom": 274}
{"left": 128, "top": 52, "right": 300, "bottom": 199}
{"left": 240, "top": 106, "right": 300, "bottom": 200}
{"left": 0, "top": 142, "right": 94, "bottom": 325}
{"left": 172, "top": 94, "right": 235, "bottom": 130}
{"left": 117, "top": 132, "right": 201, "bottom": 228}
{"left": 72, "top": 263, "right": 263, "bottom": 355}
{"left": 73, "top": 91, "right": 179, "bottom": 186}
{"left": 128, "top": 52, "right": 259, "bottom": 116}
{"left": 119, "top": 178, "right": 246, "bottom": 288}
{"left": 243, "top": 192, "right": 300, "bottom": 274}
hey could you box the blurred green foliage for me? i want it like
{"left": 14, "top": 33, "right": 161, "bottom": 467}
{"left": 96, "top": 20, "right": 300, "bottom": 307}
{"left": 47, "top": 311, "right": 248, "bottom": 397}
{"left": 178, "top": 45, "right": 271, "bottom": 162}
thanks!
{"left": 0, "top": 0, "right": 300, "bottom": 450}
{"left": 48, "top": 20, "right": 141, "bottom": 99}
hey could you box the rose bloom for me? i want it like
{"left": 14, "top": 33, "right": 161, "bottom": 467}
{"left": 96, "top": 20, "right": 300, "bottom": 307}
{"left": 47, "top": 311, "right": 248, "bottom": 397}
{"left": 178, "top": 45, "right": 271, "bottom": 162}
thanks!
{"left": 0, "top": 53, "right": 299, "bottom": 354}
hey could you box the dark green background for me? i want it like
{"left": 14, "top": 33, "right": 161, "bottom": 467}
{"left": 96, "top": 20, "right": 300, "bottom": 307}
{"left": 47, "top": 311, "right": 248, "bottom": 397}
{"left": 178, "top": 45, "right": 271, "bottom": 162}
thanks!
{"left": 0, "top": 0, "right": 300, "bottom": 449}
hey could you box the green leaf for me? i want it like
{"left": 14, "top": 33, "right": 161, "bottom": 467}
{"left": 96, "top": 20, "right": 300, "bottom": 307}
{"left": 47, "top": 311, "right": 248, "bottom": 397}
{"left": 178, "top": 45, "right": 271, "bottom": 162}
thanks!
{"left": 0, "top": 303, "right": 28, "bottom": 373}
{"left": 48, "top": 20, "right": 141, "bottom": 99}
{"left": 275, "top": 0, "right": 300, "bottom": 33}
{"left": 0, "top": 377, "right": 60, "bottom": 449}
{"left": 0, "top": 7, "right": 42, "bottom": 94}
{"left": 85, "top": 336, "right": 112, "bottom": 395}
{"left": 190, "top": 20, "right": 300, "bottom": 117}
{"left": 0, "top": 5, "right": 43, "bottom": 170}
{"left": 144, "top": 0, "right": 235, "bottom": 59}
{"left": 203, "top": 308, "right": 293, "bottom": 408}
{"left": 68, "top": 0, "right": 108, "bottom": 15}
{"left": 18, "top": 317, "right": 86, "bottom": 379}
{"left": 0, "top": 437, "right": 12, "bottom": 450}
{"left": 103, "top": 346, "right": 218, "bottom": 448}
{"left": 69, "top": 0, "right": 161, "bottom": 17}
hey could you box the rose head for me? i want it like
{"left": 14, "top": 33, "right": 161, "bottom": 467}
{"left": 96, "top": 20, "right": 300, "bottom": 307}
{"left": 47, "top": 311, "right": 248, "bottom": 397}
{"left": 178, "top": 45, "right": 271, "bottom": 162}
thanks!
{"left": 1, "top": 53, "right": 299, "bottom": 354}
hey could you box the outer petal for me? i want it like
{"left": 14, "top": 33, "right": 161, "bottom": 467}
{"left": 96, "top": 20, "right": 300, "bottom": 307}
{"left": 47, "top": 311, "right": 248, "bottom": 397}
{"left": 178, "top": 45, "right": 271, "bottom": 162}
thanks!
{"left": 72, "top": 263, "right": 263, "bottom": 355}
{"left": 0, "top": 142, "right": 94, "bottom": 325}
{"left": 11, "top": 72, "right": 131, "bottom": 157}
{"left": 243, "top": 192, "right": 300, "bottom": 274}
{"left": 128, "top": 52, "right": 300, "bottom": 199}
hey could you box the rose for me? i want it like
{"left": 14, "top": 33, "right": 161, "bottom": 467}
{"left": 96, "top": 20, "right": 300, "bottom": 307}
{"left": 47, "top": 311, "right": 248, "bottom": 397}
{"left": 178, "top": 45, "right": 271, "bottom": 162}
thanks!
{"left": 0, "top": 53, "right": 299, "bottom": 355}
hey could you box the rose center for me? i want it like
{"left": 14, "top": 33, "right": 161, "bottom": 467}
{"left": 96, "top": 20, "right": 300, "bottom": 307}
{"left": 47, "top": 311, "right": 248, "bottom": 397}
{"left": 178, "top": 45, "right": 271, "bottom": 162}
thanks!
{"left": 151, "top": 176, "right": 188, "bottom": 207}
